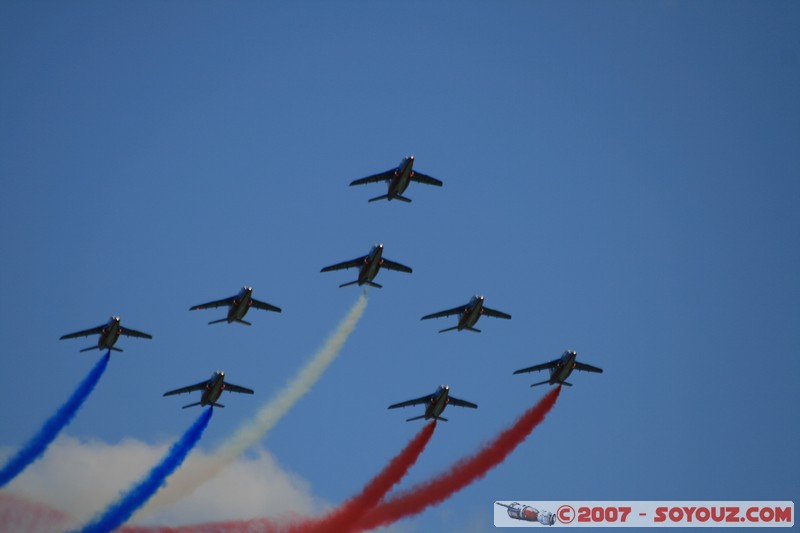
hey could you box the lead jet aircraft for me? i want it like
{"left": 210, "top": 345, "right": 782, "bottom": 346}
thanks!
{"left": 349, "top": 155, "right": 443, "bottom": 203}
{"left": 388, "top": 385, "right": 477, "bottom": 422}
{"left": 190, "top": 286, "right": 281, "bottom": 325}
{"left": 421, "top": 295, "right": 511, "bottom": 332}
{"left": 321, "top": 243, "right": 412, "bottom": 288}
{"left": 163, "top": 371, "right": 254, "bottom": 408}
{"left": 60, "top": 316, "right": 152, "bottom": 352}
{"left": 513, "top": 350, "right": 603, "bottom": 387}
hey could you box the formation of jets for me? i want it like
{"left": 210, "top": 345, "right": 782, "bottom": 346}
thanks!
{"left": 57, "top": 155, "right": 603, "bottom": 415}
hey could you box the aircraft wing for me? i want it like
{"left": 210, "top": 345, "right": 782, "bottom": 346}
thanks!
{"left": 163, "top": 381, "right": 209, "bottom": 396}
{"left": 120, "top": 327, "right": 153, "bottom": 339}
{"left": 388, "top": 394, "right": 434, "bottom": 409}
{"left": 574, "top": 361, "right": 603, "bottom": 373}
{"left": 482, "top": 306, "right": 512, "bottom": 320}
{"left": 513, "top": 359, "right": 560, "bottom": 374}
{"left": 250, "top": 298, "right": 282, "bottom": 313}
{"left": 190, "top": 296, "right": 236, "bottom": 311}
{"left": 320, "top": 256, "right": 367, "bottom": 272}
{"left": 59, "top": 325, "right": 105, "bottom": 340}
{"left": 448, "top": 396, "right": 478, "bottom": 409}
{"left": 349, "top": 169, "right": 395, "bottom": 186}
{"left": 380, "top": 258, "right": 412, "bottom": 273}
{"left": 410, "top": 172, "right": 443, "bottom": 187}
{"left": 420, "top": 304, "right": 467, "bottom": 320}
{"left": 224, "top": 382, "right": 255, "bottom": 394}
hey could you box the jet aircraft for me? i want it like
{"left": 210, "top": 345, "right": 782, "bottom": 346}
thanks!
{"left": 421, "top": 295, "right": 511, "bottom": 332}
{"left": 60, "top": 316, "right": 152, "bottom": 352}
{"left": 320, "top": 244, "right": 411, "bottom": 288}
{"left": 349, "top": 155, "right": 443, "bottom": 203}
{"left": 513, "top": 350, "right": 603, "bottom": 387}
{"left": 190, "top": 286, "right": 281, "bottom": 325}
{"left": 388, "top": 385, "right": 477, "bottom": 422}
{"left": 163, "top": 371, "right": 254, "bottom": 408}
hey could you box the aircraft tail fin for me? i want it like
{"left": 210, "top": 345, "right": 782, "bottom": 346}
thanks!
{"left": 405, "top": 414, "right": 427, "bottom": 422}
{"left": 438, "top": 326, "right": 460, "bottom": 333}
{"left": 394, "top": 194, "right": 412, "bottom": 203}
{"left": 368, "top": 194, "right": 390, "bottom": 203}
{"left": 561, "top": 381, "right": 573, "bottom": 387}
{"left": 435, "top": 415, "right": 448, "bottom": 422}
{"left": 109, "top": 346, "right": 123, "bottom": 352}
{"left": 366, "top": 281, "right": 383, "bottom": 288}
{"left": 182, "top": 402, "right": 203, "bottom": 409}
{"left": 79, "top": 346, "right": 99, "bottom": 352}
{"left": 208, "top": 318, "right": 228, "bottom": 325}
{"left": 466, "top": 327, "right": 481, "bottom": 333}
{"left": 235, "top": 319, "right": 252, "bottom": 326}
{"left": 530, "top": 380, "right": 551, "bottom": 387}
{"left": 212, "top": 402, "right": 225, "bottom": 408}
{"left": 339, "top": 280, "right": 361, "bottom": 288}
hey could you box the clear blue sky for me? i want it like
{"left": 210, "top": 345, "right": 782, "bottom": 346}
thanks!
{"left": 1, "top": 2, "right": 798, "bottom": 531}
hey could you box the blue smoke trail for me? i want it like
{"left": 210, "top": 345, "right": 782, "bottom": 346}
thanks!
{"left": 0, "top": 351, "right": 111, "bottom": 488}
{"left": 76, "top": 407, "right": 214, "bottom": 533}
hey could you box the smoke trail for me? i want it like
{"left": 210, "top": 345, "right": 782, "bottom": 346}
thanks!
{"left": 352, "top": 386, "right": 561, "bottom": 531}
{"left": 0, "top": 492, "right": 70, "bottom": 533}
{"left": 76, "top": 408, "right": 214, "bottom": 533}
{"left": 175, "top": 421, "right": 437, "bottom": 533}
{"left": 0, "top": 352, "right": 110, "bottom": 488}
{"left": 288, "top": 420, "right": 436, "bottom": 533}
{"left": 137, "top": 292, "right": 368, "bottom": 519}
{"left": 129, "top": 386, "right": 556, "bottom": 533}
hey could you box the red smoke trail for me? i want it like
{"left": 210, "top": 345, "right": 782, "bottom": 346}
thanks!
{"left": 142, "top": 421, "right": 437, "bottom": 533}
{"left": 286, "top": 421, "right": 436, "bottom": 533}
{"left": 351, "top": 386, "right": 561, "bottom": 532}
{"left": 0, "top": 492, "right": 71, "bottom": 532}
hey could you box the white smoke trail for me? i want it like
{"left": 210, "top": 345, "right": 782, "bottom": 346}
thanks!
{"left": 136, "top": 291, "right": 368, "bottom": 519}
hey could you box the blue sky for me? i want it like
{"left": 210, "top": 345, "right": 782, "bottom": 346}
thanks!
{"left": 1, "top": 2, "right": 798, "bottom": 531}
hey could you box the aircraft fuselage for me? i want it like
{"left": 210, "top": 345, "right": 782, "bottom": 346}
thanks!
{"left": 200, "top": 372, "right": 226, "bottom": 406}
{"left": 358, "top": 244, "right": 384, "bottom": 285}
{"left": 387, "top": 156, "right": 415, "bottom": 199}
{"left": 458, "top": 296, "right": 485, "bottom": 330}
{"left": 97, "top": 317, "right": 122, "bottom": 349}
{"left": 226, "top": 287, "right": 253, "bottom": 323}
{"left": 549, "top": 351, "right": 578, "bottom": 384}
{"left": 424, "top": 386, "right": 450, "bottom": 419}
